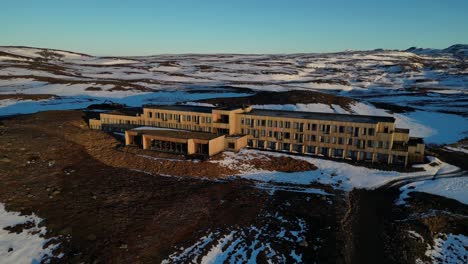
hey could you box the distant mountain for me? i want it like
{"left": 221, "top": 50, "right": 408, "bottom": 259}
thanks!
{"left": 406, "top": 44, "right": 468, "bottom": 58}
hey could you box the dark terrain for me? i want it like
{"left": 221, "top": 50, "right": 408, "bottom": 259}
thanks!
{"left": 1, "top": 110, "right": 467, "bottom": 263}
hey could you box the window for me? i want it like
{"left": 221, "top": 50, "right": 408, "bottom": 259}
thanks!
{"left": 312, "top": 124, "right": 317, "bottom": 131}
{"left": 338, "top": 137, "right": 344, "bottom": 145}
{"left": 339, "top": 126, "right": 345, "bottom": 133}
{"left": 347, "top": 126, "right": 353, "bottom": 134}
{"left": 148, "top": 112, "right": 152, "bottom": 118}
{"left": 279, "top": 121, "right": 283, "bottom": 128}
{"left": 285, "top": 121, "right": 291, "bottom": 128}
{"left": 378, "top": 141, "right": 383, "bottom": 148}
{"left": 367, "top": 140, "right": 373, "bottom": 148}
{"left": 268, "top": 131, "right": 273, "bottom": 137}
{"left": 354, "top": 127, "right": 360, "bottom": 137}
{"left": 293, "top": 144, "right": 303, "bottom": 153}
{"left": 284, "top": 132, "right": 290, "bottom": 139}
{"left": 294, "top": 122, "right": 299, "bottom": 129}
{"left": 384, "top": 126, "right": 389, "bottom": 133}
{"left": 267, "top": 120, "right": 272, "bottom": 127}
{"left": 246, "top": 119, "right": 251, "bottom": 125}
{"left": 307, "top": 146, "right": 316, "bottom": 154}
{"left": 332, "top": 137, "right": 337, "bottom": 144}
{"left": 228, "top": 143, "right": 235, "bottom": 149}
{"left": 277, "top": 132, "right": 283, "bottom": 140}
{"left": 241, "top": 118, "right": 244, "bottom": 125}
{"left": 369, "top": 128, "right": 375, "bottom": 136}
{"left": 261, "top": 120, "right": 266, "bottom": 127}
{"left": 273, "top": 121, "right": 277, "bottom": 127}
{"left": 257, "top": 140, "right": 265, "bottom": 148}
{"left": 311, "top": 135, "right": 316, "bottom": 142}
{"left": 347, "top": 138, "right": 353, "bottom": 145}
{"left": 269, "top": 141, "right": 276, "bottom": 149}
{"left": 355, "top": 139, "right": 361, "bottom": 148}
{"left": 362, "top": 127, "right": 367, "bottom": 135}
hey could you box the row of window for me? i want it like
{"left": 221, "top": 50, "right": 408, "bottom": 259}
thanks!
{"left": 248, "top": 140, "right": 397, "bottom": 163}
{"left": 241, "top": 118, "right": 379, "bottom": 136}
{"left": 241, "top": 128, "right": 390, "bottom": 149}
{"left": 146, "top": 112, "right": 212, "bottom": 124}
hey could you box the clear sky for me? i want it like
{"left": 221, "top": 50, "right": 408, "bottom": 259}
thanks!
{"left": 2, "top": 0, "right": 467, "bottom": 55}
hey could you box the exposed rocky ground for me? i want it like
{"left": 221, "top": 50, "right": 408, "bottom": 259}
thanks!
{"left": 0, "top": 46, "right": 467, "bottom": 263}
{"left": 0, "top": 111, "right": 466, "bottom": 263}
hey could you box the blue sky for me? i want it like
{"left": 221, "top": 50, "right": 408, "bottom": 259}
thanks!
{"left": 2, "top": 0, "right": 467, "bottom": 55}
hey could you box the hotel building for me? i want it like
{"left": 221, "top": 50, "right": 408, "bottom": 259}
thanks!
{"left": 89, "top": 105, "right": 425, "bottom": 166}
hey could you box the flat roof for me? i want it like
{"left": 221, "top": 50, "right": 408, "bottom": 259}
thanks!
{"left": 105, "top": 107, "right": 142, "bottom": 116}
{"left": 144, "top": 105, "right": 213, "bottom": 113}
{"left": 144, "top": 104, "right": 244, "bottom": 113}
{"left": 242, "top": 109, "right": 395, "bottom": 124}
{"left": 129, "top": 127, "right": 222, "bottom": 140}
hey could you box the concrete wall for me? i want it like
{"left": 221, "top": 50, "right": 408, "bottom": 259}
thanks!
{"left": 208, "top": 136, "right": 226, "bottom": 156}
{"left": 89, "top": 119, "right": 102, "bottom": 129}
{"left": 225, "top": 135, "right": 248, "bottom": 152}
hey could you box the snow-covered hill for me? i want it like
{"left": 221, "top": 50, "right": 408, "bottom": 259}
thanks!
{"left": 0, "top": 46, "right": 467, "bottom": 143}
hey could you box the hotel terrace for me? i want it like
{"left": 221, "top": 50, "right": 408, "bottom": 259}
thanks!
{"left": 89, "top": 105, "right": 425, "bottom": 166}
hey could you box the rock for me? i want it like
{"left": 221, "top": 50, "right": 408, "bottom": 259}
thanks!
{"left": 48, "top": 160, "right": 56, "bottom": 167}
{"left": 87, "top": 234, "right": 97, "bottom": 241}
{"left": 52, "top": 190, "right": 61, "bottom": 196}
{"left": 119, "top": 244, "right": 128, "bottom": 249}
{"left": 8, "top": 247, "right": 13, "bottom": 252}
{"left": 27, "top": 194, "right": 33, "bottom": 198}
{"left": 0, "top": 157, "right": 11, "bottom": 163}
{"left": 59, "top": 227, "right": 73, "bottom": 236}
{"left": 299, "top": 238, "right": 309, "bottom": 247}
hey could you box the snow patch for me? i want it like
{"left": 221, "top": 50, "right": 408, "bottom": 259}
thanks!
{"left": 0, "top": 204, "right": 62, "bottom": 263}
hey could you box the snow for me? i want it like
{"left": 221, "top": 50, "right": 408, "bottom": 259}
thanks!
{"left": 214, "top": 149, "right": 457, "bottom": 191}
{"left": 425, "top": 233, "right": 468, "bottom": 264}
{"left": 0, "top": 203, "right": 61, "bottom": 264}
{"left": 444, "top": 146, "right": 468, "bottom": 154}
{"left": 199, "top": 231, "right": 237, "bottom": 264}
{"left": 1, "top": 46, "right": 466, "bottom": 144}
{"left": 408, "top": 230, "right": 425, "bottom": 242}
{"left": 398, "top": 176, "right": 468, "bottom": 205}
{"left": 162, "top": 214, "right": 308, "bottom": 263}
{"left": 0, "top": 91, "right": 251, "bottom": 116}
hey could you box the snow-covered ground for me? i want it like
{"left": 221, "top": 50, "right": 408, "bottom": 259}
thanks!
{"left": 162, "top": 214, "right": 308, "bottom": 263}
{"left": 0, "top": 204, "right": 62, "bottom": 263}
{"left": 1, "top": 46, "right": 467, "bottom": 143}
{"left": 212, "top": 149, "right": 459, "bottom": 192}
{"left": 398, "top": 176, "right": 468, "bottom": 205}
{"left": 444, "top": 146, "right": 468, "bottom": 155}
{"left": 422, "top": 233, "right": 468, "bottom": 264}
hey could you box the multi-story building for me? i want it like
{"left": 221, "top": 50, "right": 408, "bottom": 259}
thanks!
{"left": 89, "top": 105, "right": 425, "bottom": 166}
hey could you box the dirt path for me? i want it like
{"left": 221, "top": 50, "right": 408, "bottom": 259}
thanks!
{"left": 341, "top": 188, "right": 400, "bottom": 264}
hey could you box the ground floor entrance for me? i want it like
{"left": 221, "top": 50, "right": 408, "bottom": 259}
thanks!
{"left": 150, "top": 139, "right": 188, "bottom": 154}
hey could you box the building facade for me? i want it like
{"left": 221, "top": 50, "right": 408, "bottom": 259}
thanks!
{"left": 89, "top": 105, "right": 425, "bottom": 166}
